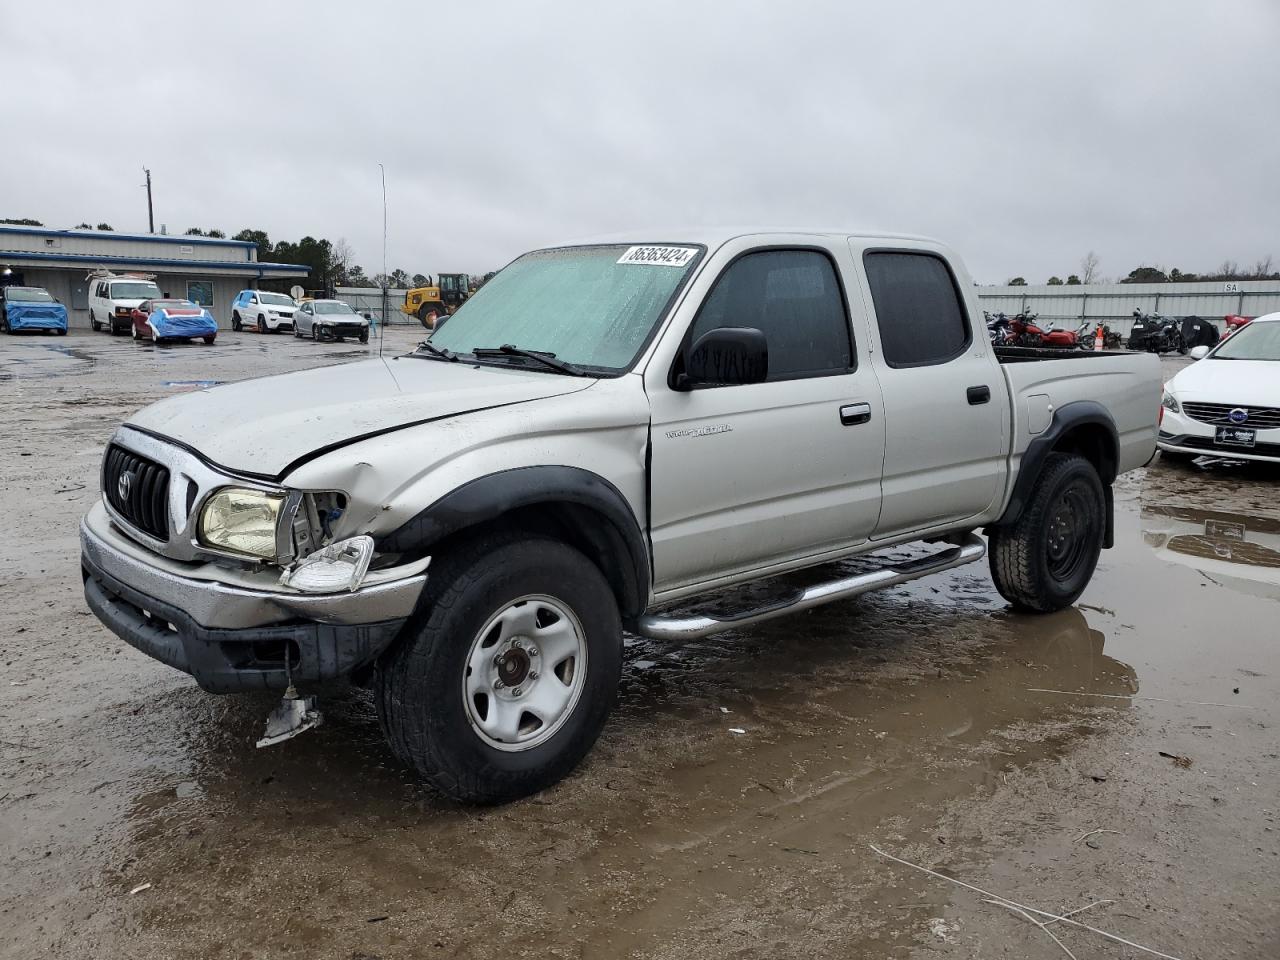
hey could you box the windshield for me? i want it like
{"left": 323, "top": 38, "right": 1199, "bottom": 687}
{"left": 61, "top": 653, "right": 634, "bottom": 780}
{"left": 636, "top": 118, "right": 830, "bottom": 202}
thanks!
{"left": 152, "top": 300, "right": 196, "bottom": 310}
{"left": 1213, "top": 321, "right": 1280, "bottom": 361}
{"left": 259, "top": 292, "right": 295, "bottom": 306}
{"left": 427, "top": 244, "right": 702, "bottom": 371}
{"left": 5, "top": 287, "right": 53, "bottom": 302}
{"left": 314, "top": 301, "right": 355, "bottom": 315}
{"left": 110, "top": 282, "right": 161, "bottom": 300}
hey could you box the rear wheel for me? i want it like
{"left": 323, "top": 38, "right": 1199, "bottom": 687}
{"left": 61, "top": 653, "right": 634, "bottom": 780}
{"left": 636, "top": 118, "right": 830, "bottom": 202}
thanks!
{"left": 989, "top": 453, "right": 1105, "bottom": 613}
{"left": 374, "top": 534, "right": 622, "bottom": 803}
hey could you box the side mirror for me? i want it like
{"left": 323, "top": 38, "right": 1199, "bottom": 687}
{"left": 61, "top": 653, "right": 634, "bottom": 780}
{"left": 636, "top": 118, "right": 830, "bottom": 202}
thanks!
{"left": 678, "top": 327, "right": 768, "bottom": 388}
{"left": 1189, "top": 345, "right": 1211, "bottom": 360}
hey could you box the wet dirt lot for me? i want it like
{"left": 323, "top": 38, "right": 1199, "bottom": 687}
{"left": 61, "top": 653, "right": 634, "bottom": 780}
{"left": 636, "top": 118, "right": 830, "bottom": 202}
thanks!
{"left": 2, "top": 330, "right": 1277, "bottom": 960}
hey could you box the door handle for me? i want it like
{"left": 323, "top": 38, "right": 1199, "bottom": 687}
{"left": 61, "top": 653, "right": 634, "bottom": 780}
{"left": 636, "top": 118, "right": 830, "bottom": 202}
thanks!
{"left": 840, "top": 402, "right": 872, "bottom": 426}
{"left": 967, "top": 385, "right": 991, "bottom": 405}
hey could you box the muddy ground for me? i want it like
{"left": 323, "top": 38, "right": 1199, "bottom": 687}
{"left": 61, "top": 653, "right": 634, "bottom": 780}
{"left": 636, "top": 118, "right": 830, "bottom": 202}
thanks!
{"left": 1, "top": 329, "right": 1277, "bottom": 960}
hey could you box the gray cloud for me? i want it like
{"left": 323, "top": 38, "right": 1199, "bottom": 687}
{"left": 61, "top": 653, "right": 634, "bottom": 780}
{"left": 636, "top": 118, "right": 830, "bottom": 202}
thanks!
{"left": 6, "top": 0, "right": 1278, "bottom": 282}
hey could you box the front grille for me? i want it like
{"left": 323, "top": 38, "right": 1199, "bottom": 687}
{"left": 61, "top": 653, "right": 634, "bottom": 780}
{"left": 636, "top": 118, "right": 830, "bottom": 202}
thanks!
{"left": 1182, "top": 402, "right": 1280, "bottom": 429}
{"left": 103, "top": 445, "right": 171, "bottom": 540}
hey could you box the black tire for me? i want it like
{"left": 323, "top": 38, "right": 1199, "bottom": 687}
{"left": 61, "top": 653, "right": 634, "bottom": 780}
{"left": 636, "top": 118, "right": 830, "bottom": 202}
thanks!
{"left": 310, "top": 324, "right": 318, "bottom": 341}
{"left": 90, "top": 311, "right": 100, "bottom": 332}
{"left": 257, "top": 315, "right": 267, "bottom": 334}
{"left": 359, "top": 328, "right": 369, "bottom": 344}
{"left": 374, "top": 534, "right": 622, "bottom": 803}
{"left": 232, "top": 312, "right": 243, "bottom": 332}
{"left": 203, "top": 335, "right": 216, "bottom": 345}
{"left": 56, "top": 328, "right": 66, "bottom": 336}
{"left": 988, "top": 453, "right": 1106, "bottom": 613}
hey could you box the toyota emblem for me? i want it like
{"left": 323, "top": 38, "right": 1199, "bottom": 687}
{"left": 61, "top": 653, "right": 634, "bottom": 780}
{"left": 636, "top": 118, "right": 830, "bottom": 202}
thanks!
{"left": 1228, "top": 408, "right": 1249, "bottom": 424}
{"left": 118, "top": 471, "right": 133, "bottom": 502}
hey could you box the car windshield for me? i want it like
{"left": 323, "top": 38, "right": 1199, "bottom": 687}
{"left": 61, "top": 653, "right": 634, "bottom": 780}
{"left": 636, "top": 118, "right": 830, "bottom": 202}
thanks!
{"left": 110, "top": 282, "right": 161, "bottom": 299}
{"left": 259, "top": 292, "right": 295, "bottom": 306}
{"left": 314, "top": 302, "right": 355, "bottom": 315}
{"left": 1212, "top": 321, "right": 1280, "bottom": 361}
{"left": 5, "top": 287, "right": 53, "bottom": 302}
{"left": 426, "top": 244, "right": 702, "bottom": 372}
{"left": 152, "top": 300, "right": 195, "bottom": 310}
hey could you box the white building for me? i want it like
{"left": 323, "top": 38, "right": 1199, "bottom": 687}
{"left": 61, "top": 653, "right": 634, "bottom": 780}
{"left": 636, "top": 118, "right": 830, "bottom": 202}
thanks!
{"left": 0, "top": 225, "right": 309, "bottom": 329}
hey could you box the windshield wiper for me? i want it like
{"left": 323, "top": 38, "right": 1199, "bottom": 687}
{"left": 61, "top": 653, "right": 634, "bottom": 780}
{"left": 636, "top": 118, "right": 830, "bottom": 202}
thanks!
{"left": 471, "top": 344, "right": 586, "bottom": 376}
{"left": 414, "top": 340, "right": 458, "bottom": 362}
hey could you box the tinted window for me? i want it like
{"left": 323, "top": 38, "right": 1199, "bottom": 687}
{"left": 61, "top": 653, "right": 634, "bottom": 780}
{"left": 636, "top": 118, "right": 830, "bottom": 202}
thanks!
{"left": 864, "top": 252, "right": 970, "bottom": 367}
{"left": 690, "top": 249, "right": 851, "bottom": 381}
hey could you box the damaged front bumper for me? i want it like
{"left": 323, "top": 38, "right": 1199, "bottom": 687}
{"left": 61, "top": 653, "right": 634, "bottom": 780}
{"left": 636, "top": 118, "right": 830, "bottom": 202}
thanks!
{"left": 80, "top": 502, "right": 425, "bottom": 692}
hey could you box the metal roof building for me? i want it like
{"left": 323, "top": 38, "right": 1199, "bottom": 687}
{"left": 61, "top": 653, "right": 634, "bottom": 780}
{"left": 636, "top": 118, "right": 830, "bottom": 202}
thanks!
{"left": 0, "top": 226, "right": 309, "bottom": 329}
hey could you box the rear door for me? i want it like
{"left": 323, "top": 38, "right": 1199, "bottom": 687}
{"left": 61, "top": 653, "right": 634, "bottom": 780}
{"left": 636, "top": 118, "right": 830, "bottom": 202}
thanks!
{"left": 647, "top": 240, "right": 886, "bottom": 593}
{"left": 853, "top": 244, "right": 1009, "bottom": 538}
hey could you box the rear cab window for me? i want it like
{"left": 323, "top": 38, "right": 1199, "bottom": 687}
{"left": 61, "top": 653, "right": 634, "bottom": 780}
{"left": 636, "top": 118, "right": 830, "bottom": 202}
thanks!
{"left": 863, "top": 251, "right": 971, "bottom": 367}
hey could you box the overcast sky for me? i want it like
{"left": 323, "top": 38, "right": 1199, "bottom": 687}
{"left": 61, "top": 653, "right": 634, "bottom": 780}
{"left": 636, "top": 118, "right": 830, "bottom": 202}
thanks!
{"left": 6, "top": 1, "right": 1278, "bottom": 283}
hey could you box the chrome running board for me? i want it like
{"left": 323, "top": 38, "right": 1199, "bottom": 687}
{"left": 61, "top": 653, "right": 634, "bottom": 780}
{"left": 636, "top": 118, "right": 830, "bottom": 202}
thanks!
{"left": 635, "top": 532, "right": 986, "bottom": 642}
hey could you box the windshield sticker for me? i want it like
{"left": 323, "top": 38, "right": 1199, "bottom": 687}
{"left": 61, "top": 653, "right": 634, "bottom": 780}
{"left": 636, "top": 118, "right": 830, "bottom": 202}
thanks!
{"left": 617, "top": 246, "right": 698, "bottom": 267}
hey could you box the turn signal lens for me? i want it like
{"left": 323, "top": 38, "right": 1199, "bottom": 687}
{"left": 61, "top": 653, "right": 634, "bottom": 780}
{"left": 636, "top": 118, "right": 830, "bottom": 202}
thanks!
{"left": 279, "top": 536, "right": 374, "bottom": 594}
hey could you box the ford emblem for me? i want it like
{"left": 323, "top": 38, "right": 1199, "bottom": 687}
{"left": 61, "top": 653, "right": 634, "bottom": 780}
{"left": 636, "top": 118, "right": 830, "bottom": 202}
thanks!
{"left": 118, "top": 471, "right": 133, "bottom": 502}
{"left": 1228, "top": 408, "right": 1249, "bottom": 424}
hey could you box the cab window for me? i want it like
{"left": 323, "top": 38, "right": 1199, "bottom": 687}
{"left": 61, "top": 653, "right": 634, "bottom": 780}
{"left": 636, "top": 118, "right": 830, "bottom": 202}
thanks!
{"left": 688, "top": 248, "right": 853, "bottom": 381}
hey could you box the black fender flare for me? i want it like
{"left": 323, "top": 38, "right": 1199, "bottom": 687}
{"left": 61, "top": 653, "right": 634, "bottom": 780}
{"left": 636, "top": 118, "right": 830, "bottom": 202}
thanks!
{"left": 993, "top": 400, "right": 1119, "bottom": 546}
{"left": 378, "top": 466, "right": 650, "bottom": 617}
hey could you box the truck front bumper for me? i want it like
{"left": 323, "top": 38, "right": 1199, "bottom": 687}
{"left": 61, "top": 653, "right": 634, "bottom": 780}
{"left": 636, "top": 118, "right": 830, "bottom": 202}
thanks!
{"left": 80, "top": 503, "right": 423, "bottom": 692}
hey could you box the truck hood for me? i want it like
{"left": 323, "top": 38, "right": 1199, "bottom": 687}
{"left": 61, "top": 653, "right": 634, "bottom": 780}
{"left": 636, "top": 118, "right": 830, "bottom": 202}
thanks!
{"left": 1168, "top": 357, "right": 1280, "bottom": 406}
{"left": 126, "top": 356, "right": 596, "bottom": 479}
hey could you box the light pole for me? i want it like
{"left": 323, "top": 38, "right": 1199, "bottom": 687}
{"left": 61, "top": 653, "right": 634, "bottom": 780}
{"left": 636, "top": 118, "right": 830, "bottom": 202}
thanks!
{"left": 142, "top": 167, "right": 154, "bottom": 233}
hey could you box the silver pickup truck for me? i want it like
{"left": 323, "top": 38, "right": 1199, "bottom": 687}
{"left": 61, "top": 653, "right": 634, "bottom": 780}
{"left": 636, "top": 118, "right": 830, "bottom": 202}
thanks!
{"left": 81, "top": 230, "right": 1162, "bottom": 801}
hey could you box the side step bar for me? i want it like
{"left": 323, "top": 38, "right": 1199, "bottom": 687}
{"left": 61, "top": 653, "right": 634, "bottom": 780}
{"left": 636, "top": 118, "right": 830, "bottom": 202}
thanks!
{"left": 635, "top": 532, "right": 986, "bottom": 642}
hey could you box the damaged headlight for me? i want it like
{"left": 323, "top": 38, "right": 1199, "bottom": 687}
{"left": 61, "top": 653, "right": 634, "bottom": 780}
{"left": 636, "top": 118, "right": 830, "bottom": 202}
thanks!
{"left": 280, "top": 536, "right": 374, "bottom": 593}
{"left": 1161, "top": 390, "right": 1180, "bottom": 414}
{"left": 198, "top": 487, "right": 286, "bottom": 559}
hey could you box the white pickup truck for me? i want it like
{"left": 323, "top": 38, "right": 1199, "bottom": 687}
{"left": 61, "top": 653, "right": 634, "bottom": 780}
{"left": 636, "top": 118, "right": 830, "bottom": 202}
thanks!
{"left": 81, "top": 230, "right": 1161, "bottom": 802}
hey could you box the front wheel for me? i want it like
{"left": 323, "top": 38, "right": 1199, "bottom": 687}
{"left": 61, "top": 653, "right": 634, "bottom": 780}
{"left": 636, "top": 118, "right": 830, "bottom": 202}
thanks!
{"left": 258, "top": 315, "right": 267, "bottom": 334}
{"left": 359, "top": 328, "right": 369, "bottom": 344}
{"left": 232, "top": 312, "right": 243, "bottom": 332}
{"left": 202, "top": 335, "right": 216, "bottom": 345}
{"left": 988, "top": 453, "right": 1105, "bottom": 613}
{"left": 374, "top": 534, "right": 622, "bottom": 803}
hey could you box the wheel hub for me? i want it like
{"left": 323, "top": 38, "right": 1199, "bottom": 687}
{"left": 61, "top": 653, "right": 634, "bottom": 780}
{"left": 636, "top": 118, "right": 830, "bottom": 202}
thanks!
{"left": 495, "top": 643, "right": 532, "bottom": 688}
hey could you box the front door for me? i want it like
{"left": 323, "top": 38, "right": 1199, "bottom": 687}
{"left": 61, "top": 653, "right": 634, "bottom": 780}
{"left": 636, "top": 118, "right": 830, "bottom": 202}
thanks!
{"left": 648, "top": 246, "right": 886, "bottom": 594}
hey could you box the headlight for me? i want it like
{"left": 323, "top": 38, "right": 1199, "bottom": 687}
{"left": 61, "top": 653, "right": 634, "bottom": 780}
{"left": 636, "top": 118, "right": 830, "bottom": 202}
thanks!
{"left": 198, "top": 487, "right": 285, "bottom": 559}
{"left": 280, "top": 536, "right": 374, "bottom": 593}
{"left": 1161, "top": 390, "right": 1180, "bottom": 414}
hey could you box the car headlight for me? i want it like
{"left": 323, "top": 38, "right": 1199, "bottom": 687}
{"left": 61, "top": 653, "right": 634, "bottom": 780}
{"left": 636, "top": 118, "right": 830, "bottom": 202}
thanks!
{"left": 1161, "top": 390, "right": 1181, "bottom": 414}
{"left": 198, "top": 487, "right": 285, "bottom": 559}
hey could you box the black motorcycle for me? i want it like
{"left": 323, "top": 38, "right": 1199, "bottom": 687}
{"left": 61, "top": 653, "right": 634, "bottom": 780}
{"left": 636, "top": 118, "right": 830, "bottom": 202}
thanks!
{"left": 1180, "top": 315, "right": 1219, "bottom": 351}
{"left": 984, "top": 310, "right": 1013, "bottom": 346}
{"left": 1127, "top": 310, "right": 1184, "bottom": 354}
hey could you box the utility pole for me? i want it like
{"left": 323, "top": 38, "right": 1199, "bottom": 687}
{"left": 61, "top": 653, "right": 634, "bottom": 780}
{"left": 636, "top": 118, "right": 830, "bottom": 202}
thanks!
{"left": 142, "top": 167, "right": 154, "bottom": 233}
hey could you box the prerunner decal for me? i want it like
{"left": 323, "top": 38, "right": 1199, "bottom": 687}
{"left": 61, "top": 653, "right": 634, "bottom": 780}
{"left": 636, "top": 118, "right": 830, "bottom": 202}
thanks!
{"left": 616, "top": 246, "right": 698, "bottom": 267}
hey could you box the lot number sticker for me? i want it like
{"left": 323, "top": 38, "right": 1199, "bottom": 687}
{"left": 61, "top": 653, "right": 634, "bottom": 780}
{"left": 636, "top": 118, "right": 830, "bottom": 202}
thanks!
{"left": 617, "top": 246, "right": 698, "bottom": 267}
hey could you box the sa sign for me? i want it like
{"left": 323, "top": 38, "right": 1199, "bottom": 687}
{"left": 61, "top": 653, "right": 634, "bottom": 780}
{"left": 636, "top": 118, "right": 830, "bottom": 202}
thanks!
{"left": 1224, "top": 282, "right": 1241, "bottom": 293}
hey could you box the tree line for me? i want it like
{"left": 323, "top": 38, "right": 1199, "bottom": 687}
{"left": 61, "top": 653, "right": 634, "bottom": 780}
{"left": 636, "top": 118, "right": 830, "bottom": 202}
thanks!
{"left": 1007, "top": 250, "right": 1280, "bottom": 286}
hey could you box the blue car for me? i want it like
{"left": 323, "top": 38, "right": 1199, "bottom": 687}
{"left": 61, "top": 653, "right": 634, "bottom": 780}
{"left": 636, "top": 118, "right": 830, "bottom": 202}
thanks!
{"left": 130, "top": 299, "right": 218, "bottom": 344}
{"left": 1, "top": 285, "right": 68, "bottom": 335}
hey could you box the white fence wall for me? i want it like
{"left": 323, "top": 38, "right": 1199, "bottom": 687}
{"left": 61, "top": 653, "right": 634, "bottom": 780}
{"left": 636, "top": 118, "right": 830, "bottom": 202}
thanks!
{"left": 976, "top": 280, "right": 1280, "bottom": 337}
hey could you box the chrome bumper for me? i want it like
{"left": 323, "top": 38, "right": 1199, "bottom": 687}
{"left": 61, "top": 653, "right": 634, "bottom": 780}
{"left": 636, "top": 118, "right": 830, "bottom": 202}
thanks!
{"left": 81, "top": 501, "right": 425, "bottom": 630}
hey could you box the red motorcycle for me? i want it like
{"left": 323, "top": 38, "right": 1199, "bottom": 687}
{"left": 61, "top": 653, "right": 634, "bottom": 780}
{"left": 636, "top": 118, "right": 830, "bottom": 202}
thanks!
{"left": 1008, "top": 312, "right": 1087, "bottom": 348}
{"left": 1221, "top": 314, "right": 1253, "bottom": 340}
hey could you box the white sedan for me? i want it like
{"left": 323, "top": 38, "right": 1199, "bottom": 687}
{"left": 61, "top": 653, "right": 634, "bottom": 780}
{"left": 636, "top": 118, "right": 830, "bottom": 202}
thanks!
{"left": 1159, "top": 312, "right": 1280, "bottom": 463}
